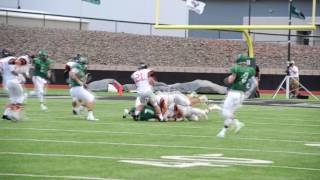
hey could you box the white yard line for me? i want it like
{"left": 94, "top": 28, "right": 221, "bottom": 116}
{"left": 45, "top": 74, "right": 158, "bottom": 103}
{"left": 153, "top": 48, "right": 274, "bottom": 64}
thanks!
{"left": 0, "top": 152, "right": 319, "bottom": 172}
{"left": 23, "top": 108, "right": 320, "bottom": 125}
{"left": 0, "top": 127, "right": 316, "bottom": 144}
{"left": 0, "top": 173, "right": 121, "bottom": 180}
{"left": 305, "top": 143, "right": 320, "bottom": 147}
{"left": 245, "top": 122, "right": 320, "bottom": 127}
{"left": 0, "top": 138, "right": 319, "bottom": 156}
{"left": 2, "top": 118, "right": 320, "bottom": 135}
{"left": 0, "top": 152, "right": 151, "bottom": 160}
{"left": 16, "top": 119, "right": 320, "bottom": 133}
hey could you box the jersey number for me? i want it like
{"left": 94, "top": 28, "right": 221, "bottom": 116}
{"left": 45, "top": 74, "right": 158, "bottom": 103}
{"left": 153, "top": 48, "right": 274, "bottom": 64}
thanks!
{"left": 133, "top": 72, "right": 146, "bottom": 83}
{"left": 241, "top": 72, "right": 249, "bottom": 84}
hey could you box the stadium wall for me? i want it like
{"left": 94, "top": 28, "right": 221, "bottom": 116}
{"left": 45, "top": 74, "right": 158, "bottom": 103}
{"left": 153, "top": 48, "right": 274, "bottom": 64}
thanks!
{"left": 46, "top": 69, "right": 320, "bottom": 91}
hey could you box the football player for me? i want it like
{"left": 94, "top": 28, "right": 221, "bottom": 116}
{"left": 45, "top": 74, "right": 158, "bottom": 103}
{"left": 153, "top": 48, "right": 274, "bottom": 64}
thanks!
{"left": 216, "top": 53, "right": 257, "bottom": 138}
{"left": 1, "top": 55, "right": 30, "bottom": 121}
{"left": 131, "top": 63, "right": 164, "bottom": 121}
{"left": 31, "top": 49, "right": 54, "bottom": 111}
{"left": 68, "top": 56, "right": 98, "bottom": 121}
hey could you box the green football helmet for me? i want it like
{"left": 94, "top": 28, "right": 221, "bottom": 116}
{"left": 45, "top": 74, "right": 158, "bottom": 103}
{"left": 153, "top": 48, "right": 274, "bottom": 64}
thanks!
{"left": 236, "top": 53, "right": 248, "bottom": 64}
{"left": 76, "top": 56, "right": 88, "bottom": 65}
{"left": 38, "top": 49, "right": 48, "bottom": 57}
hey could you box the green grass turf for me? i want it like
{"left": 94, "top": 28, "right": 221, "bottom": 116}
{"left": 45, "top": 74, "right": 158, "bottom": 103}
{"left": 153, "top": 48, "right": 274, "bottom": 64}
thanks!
{"left": 0, "top": 91, "right": 320, "bottom": 180}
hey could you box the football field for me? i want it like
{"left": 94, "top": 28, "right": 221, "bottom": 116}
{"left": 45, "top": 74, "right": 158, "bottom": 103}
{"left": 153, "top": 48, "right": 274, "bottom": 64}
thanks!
{"left": 0, "top": 92, "right": 320, "bottom": 180}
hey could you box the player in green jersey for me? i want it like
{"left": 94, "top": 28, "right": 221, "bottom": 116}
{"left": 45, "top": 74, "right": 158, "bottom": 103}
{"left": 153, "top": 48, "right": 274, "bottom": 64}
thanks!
{"left": 31, "top": 49, "right": 53, "bottom": 111}
{"left": 68, "top": 57, "right": 97, "bottom": 121}
{"left": 123, "top": 105, "right": 158, "bottom": 121}
{"left": 217, "top": 53, "right": 257, "bottom": 138}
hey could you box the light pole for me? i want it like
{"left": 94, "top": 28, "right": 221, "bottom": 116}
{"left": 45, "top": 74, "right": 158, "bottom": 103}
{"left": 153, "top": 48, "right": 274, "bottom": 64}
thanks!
{"left": 248, "top": 0, "right": 252, "bottom": 34}
{"left": 287, "top": 0, "right": 293, "bottom": 62}
{"left": 17, "top": 0, "right": 21, "bottom": 9}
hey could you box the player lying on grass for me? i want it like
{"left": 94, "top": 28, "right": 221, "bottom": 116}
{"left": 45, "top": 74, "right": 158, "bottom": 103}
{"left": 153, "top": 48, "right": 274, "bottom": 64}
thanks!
{"left": 1, "top": 55, "right": 31, "bottom": 121}
{"left": 155, "top": 91, "right": 208, "bottom": 120}
{"left": 123, "top": 92, "right": 221, "bottom": 121}
{"left": 123, "top": 102, "right": 220, "bottom": 121}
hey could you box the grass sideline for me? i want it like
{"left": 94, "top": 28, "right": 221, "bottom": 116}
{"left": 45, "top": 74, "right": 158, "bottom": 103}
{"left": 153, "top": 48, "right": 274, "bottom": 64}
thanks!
{"left": 0, "top": 89, "right": 320, "bottom": 180}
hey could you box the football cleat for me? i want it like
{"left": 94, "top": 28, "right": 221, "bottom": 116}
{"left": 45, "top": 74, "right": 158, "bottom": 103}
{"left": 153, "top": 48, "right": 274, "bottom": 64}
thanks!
{"left": 199, "top": 95, "right": 208, "bottom": 103}
{"left": 2, "top": 115, "right": 11, "bottom": 121}
{"left": 188, "top": 91, "right": 198, "bottom": 98}
{"left": 123, "top": 109, "right": 129, "bottom": 119}
{"left": 234, "top": 119, "right": 244, "bottom": 133}
{"left": 73, "top": 109, "right": 79, "bottom": 115}
{"left": 208, "top": 104, "right": 222, "bottom": 111}
{"left": 216, "top": 128, "right": 226, "bottom": 138}
{"left": 41, "top": 104, "right": 48, "bottom": 111}
{"left": 87, "top": 116, "right": 99, "bottom": 121}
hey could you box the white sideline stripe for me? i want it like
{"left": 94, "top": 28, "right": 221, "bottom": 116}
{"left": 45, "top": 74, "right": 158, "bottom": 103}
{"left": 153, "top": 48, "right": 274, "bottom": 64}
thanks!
{"left": 0, "top": 127, "right": 315, "bottom": 144}
{"left": 305, "top": 143, "right": 320, "bottom": 147}
{"left": 0, "top": 138, "right": 319, "bottom": 156}
{"left": 0, "top": 173, "right": 121, "bottom": 180}
{"left": 0, "top": 152, "right": 320, "bottom": 172}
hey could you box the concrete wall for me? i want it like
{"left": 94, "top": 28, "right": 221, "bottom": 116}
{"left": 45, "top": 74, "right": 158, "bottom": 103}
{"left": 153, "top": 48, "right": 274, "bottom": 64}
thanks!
{"left": 0, "top": 10, "right": 89, "bottom": 30}
{"left": 189, "top": 0, "right": 319, "bottom": 41}
{"left": 0, "top": 0, "right": 189, "bottom": 37}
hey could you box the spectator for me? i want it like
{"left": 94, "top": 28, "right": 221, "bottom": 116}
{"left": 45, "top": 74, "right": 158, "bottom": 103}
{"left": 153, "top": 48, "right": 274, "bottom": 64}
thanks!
{"left": 287, "top": 61, "right": 299, "bottom": 98}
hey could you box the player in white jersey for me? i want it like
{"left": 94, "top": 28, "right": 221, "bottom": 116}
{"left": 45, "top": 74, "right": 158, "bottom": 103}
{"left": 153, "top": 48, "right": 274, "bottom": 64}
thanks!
{"left": 155, "top": 91, "right": 208, "bottom": 120}
{"left": 131, "top": 63, "right": 164, "bottom": 121}
{"left": 1, "top": 55, "right": 30, "bottom": 121}
{"left": 163, "top": 103, "right": 220, "bottom": 121}
{"left": 156, "top": 91, "right": 207, "bottom": 107}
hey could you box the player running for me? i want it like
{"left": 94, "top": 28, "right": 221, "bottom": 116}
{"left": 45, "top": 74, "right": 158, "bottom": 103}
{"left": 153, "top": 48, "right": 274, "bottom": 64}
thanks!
{"left": 216, "top": 53, "right": 257, "bottom": 138}
{"left": 1, "top": 55, "right": 30, "bottom": 121}
{"left": 65, "top": 54, "right": 89, "bottom": 115}
{"left": 68, "top": 56, "right": 98, "bottom": 121}
{"left": 31, "top": 49, "right": 54, "bottom": 111}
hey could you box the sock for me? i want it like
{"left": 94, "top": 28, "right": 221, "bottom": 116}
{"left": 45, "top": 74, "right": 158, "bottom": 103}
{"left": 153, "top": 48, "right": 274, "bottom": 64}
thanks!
{"left": 224, "top": 118, "right": 233, "bottom": 127}
{"left": 88, "top": 111, "right": 93, "bottom": 117}
{"left": 158, "top": 114, "right": 164, "bottom": 121}
{"left": 4, "top": 107, "right": 10, "bottom": 115}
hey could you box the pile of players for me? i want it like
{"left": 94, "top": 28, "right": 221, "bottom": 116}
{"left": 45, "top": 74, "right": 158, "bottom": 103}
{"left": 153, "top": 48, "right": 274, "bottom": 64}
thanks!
{"left": 123, "top": 90, "right": 221, "bottom": 122}
{"left": 127, "top": 53, "right": 257, "bottom": 138}
{"left": 124, "top": 63, "right": 222, "bottom": 122}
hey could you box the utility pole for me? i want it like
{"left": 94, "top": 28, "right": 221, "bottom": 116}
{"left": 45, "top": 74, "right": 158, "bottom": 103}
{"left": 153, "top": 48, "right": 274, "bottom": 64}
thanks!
{"left": 17, "top": 0, "right": 21, "bottom": 9}
{"left": 248, "top": 0, "right": 252, "bottom": 34}
{"left": 287, "top": 0, "right": 293, "bottom": 62}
